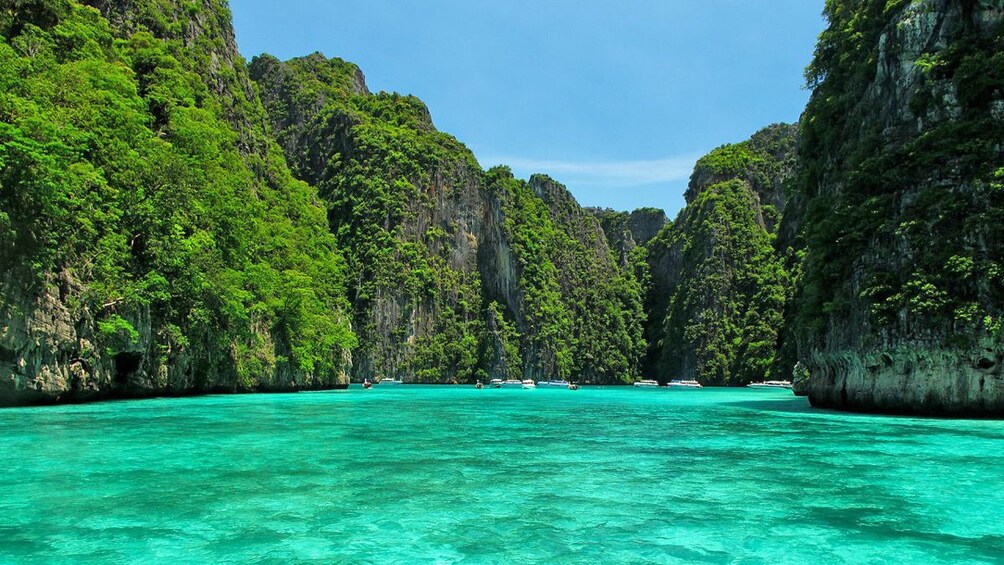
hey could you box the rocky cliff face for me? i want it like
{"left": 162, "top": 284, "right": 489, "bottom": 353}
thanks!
{"left": 523, "top": 174, "right": 646, "bottom": 381}
{"left": 589, "top": 207, "right": 668, "bottom": 266}
{"left": 249, "top": 53, "right": 490, "bottom": 383}
{"left": 643, "top": 124, "right": 797, "bottom": 385}
{"left": 249, "top": 55, "right": 646, "bottom": 384}
{"left": 0, "top": 0, "right": 354, "bottom": 405}
{"left": 795, "top": 0, "right": 1004, "bottom": 415}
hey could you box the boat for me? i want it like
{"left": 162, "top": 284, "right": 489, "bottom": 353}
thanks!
{"left": 633, "top": 379, "right": 660, "bottom": 387}
{"left": 488, "top": 378, "right": 503, "bottom": 388}
{"left": 567, "top": 383, "right": 580, "bottom": 390}
{"left": 376, "top": 377, "right": 404, "bottom": 386}
{"left": 475, "top": 381, "right": 484, "bottom": 389}
{"left": 500, "top": 379, "right": 524, "bottom": 389}
{"left": 362, "top": 379, "right": 372, "bottom": 389}
{"left": 537, "top": 379, "right": 570, "bottom": 388}
{"left": 666, "top": 379, "right": 703, "bottom": 388}
{"left": 521, "top": 379, "right": 536, "bottom": 389}
{"left": 747, "top": 380, "right": 793, "bottom": 390}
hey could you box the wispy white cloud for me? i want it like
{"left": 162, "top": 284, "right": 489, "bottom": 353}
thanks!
{"left": 477, "top": 153, "right": 701, "bottom": 188}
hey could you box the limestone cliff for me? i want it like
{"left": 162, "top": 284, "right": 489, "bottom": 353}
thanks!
{"left": 519, "top": 174, "right": 645, "bottom": 381}
{"left": 249, "top": 55, "right": 646, "bottom": 383}
{"left": 249, "top": 53, "right": 490, "bottom": 383}
{"left": 589, "top": 207, "right": 668, "bottom": 266}
{"left": 0, "top": 0, "right": 354, "bottom": 405}
{"left": 795, "top": 0, "right": 1004, "bottom": 414}
{"left": 643, "top": 124, "right": 798, "bottom": 385}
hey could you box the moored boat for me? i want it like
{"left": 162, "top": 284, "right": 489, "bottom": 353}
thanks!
{"left": 666, "top": 379, "right": 702, "bottom": 388}
{"left": 376, "top": 377, "right": 404, "bottom": 386}
{"left": 537, "top": 379, "right": 570, "bottom": 388}
{"left": 633, "top": 379, "right": 660, "bottom": 387}
{"left": 488, "top": 379, "right": 503, "bottom": 388}
{"left": 747, "top": 380, "right": 793, "bottom": 390}
{"left": 521, "top": 379, "right": 536, "bottom": 389}
{"left": 500, "top": 379, "right": 524, "bottom": 389}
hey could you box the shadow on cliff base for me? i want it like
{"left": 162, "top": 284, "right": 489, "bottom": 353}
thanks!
{"left": 722, "top": 395, "right": 1004, "bottom": 421}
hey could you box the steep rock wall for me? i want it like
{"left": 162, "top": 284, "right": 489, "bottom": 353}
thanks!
{"left": 643, "top": 124, "right": 797, "bottom": 384}
{"left": 589, "top": 207, "right": 668, "bottom": 266}
{"left": 0, "top": 1, "right": 353, "bottom": 405}
{"left": 796, "top": 0, "right": 1004, "bottom": 415}
{"left": 250, "top": 56, "right": 646, "bottom": 383}
{"left": 250, "top": 53, "right": 490, "bottom": 383}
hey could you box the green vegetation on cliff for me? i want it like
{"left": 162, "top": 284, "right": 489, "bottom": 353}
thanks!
{"left": 797, "top": 0, "right": 1004, "bottom": 349}
{"left": 486, "top": 170, "right": 646, "bottom": 381}
{"left": 0, "top": 0, "right": 354, "bottom": 402}
{"left": 249, "top": 54, "right": 490, "bottom": 382}
{"left": 793, "top": 0, "right": 1004, "bottom": 414}
{"left": 250, "top": 52, "right": 486, "bottom": 383}
{"left": 250, "top": 53, "right": 646, "bottom": 384}
{"left": 645, "top": 124, "right": 797, "bottom": 385}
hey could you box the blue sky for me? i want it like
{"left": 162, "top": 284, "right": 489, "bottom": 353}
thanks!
{"left": 232, "top": 1, "right": 826, "bottom": 218}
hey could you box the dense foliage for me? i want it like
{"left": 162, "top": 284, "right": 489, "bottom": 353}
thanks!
{"left": 645, "top": 125, "right": 797, "bottom": 385}
{"left": 250, "top": 54, "right": 646, "bottom": 383}
{"left": 486, "top": 170, "right": 646, "bottom": 381}
{"left": 0, "top": 0, "right": 354, "bottom": 394}
{"left": 795, "top": 0, "right": 1004, "bottom": 350}
{"left": 23, "top": 0, "right": 991, "bottom": 401}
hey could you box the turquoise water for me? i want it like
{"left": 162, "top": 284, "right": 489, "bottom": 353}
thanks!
{"left": 1, "top": 386, "right": 1003, "bottom": 564}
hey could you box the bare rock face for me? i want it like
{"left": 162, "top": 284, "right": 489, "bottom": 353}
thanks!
{"left": 806, "top": 340, "right": 1004, "bottom": 415}
{"left": 796, "top": 0, "right": 1004, "bottom": 415}
{"left": 625, "top": 208, "right": 669, "bottom": 247}
{"left": 589, "top": 207, "right": 668, "bottom": 265}
{"left": 0, "top": 271, "right": 98, "bottom": 406}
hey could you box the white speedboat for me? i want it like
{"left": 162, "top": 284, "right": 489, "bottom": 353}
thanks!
{"left": 633, "top": 379, "right": 660, "bottom": 387}
{"left": 500, "top": 379, "right": 524, "bottom": 389}
{"left": 521, "top": 379, "right": 536, "bottom": 389}
{"left": 489, "top": 378, "right": 503, "bottom": 388}
{"left": 376, "top": 378, "right": 404, "bottom": 386}
{"left": 666, "top": 379, "right": 702, "bottom": 388}
{"left": 537, "top": 379, "right": 570, "bottom": 388}
{"left": 747, "top": 380, "right": 793, "bottom": 390}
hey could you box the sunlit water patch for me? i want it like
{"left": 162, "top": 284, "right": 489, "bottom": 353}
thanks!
{"left": 1, "top": 386, "right": 1002, "bottom": 563}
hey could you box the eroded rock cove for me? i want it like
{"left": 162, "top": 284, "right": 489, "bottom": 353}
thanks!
{"left": 1, "top": 0, "right": 1002, "bottom": 415}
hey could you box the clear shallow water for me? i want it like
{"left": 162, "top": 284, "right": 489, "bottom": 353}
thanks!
{"left": 1, "top": 387, "right": 1003, "bottom": 564}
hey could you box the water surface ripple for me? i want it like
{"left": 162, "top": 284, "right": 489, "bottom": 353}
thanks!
{"left": 1, "top": 386, "right": 1002, "bottom": 563}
